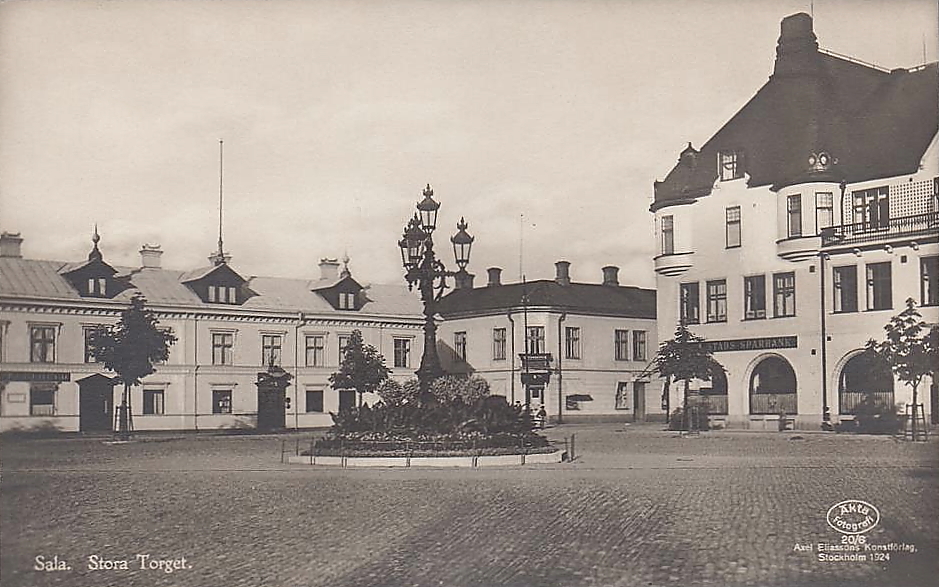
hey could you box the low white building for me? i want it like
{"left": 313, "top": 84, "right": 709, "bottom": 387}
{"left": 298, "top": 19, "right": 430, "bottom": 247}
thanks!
{"left": 0, "top": 232, "right": 423, "bottom": 432}
{"left": 436, "top": 261, "right": 664, "bottom": 423}
{"left": 650, "top": 13, "right": 938, "bottom": 429}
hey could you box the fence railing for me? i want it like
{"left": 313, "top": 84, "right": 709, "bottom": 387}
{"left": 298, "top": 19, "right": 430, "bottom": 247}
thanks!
{"left": 697, "top": 394, "right": 728, "bottom": 415}
{"left": 750, "top": 393, "right": 798, "bottom": 415}
{"left": 821, "top": 211, "right": 938, "bottom": 246}
{"left": 839, "top": 391, "right": 896, "bottom": 415}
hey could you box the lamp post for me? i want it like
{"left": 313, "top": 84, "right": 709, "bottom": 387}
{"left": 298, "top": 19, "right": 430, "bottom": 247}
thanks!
{"left": 399, "top": 184, "right": 474, "bottom": 400}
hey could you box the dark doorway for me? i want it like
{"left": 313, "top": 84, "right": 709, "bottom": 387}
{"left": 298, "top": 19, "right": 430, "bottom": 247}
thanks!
{"left": 256, "top": 366, "right": 291, "bottom": 431}
{"left": 838, "top": 350, "right": 894, "bottom": 415}
{"left": 78, "top": 374, "right": 115, "bottom": 432}
{"left": 632, "top": 381, "right": 646, "bottom": 422}
{"left": 749, "top": 356, "right": 797, "bottom": 414}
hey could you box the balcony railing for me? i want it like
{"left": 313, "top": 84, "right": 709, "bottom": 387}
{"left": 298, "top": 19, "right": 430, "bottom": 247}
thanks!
{"left": 821, "top": 211, "right": 938, "bottom": 247}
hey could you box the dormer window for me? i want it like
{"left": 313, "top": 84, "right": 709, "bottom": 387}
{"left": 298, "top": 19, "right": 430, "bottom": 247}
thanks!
{"left": 87, "top": 277, "right": 107, "bottom": 297}
{"left": 719, "top": 150, "right": 745, "bottom": 181}
{"left": 208, "top": 284, "right": 238, "bottom": 304}
{"left": 339, "top": 292, "right": 356, "bottom": 310}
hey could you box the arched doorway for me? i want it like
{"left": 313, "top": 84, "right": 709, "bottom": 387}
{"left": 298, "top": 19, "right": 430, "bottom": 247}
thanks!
{"left": 700, "top": 370, "right": 728, "bottom": 415}
{"left": 749, "top": 356, "right": 797, "bottom": 414}
{"left": 838, "top": 351, "right": 894, "bottom": 414}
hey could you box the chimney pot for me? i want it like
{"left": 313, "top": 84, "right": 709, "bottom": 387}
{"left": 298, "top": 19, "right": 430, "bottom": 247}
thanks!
{"left": 319, "top": 258, "right": 340, "bottom": 281}
{"left": 487, "top": 267, "right": 502, "bottom": 287}
{"left": 602, "top": 265, "right": 620, "bottom": 286}
{"left": 139, "top": 244, "right": 163, "bottom": 268}
{"left": 774, "top": 13, "right": 819, "bottom": 77}
{"left": 0, "top": 232, "right": 23, "bottom": 258}
{"left": 555, "top": 261, "right": 571, "bottom": 286}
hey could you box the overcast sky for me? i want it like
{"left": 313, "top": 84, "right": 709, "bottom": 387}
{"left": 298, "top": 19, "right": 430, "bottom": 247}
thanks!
{"left": 1, "top": 0, "right": 936, "bottom": 290}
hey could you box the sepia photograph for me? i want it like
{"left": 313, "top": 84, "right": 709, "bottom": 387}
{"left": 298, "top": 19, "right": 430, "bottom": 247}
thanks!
{"left": 0, "top": 1, "right": 937, "bottom": 586}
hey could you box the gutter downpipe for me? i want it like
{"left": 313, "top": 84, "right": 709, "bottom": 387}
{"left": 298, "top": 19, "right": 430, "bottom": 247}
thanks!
{"left": 294, "top": 312, "right": 305, "bottom": 431}
{"left": 557, "top": 312, "right": 566, "bottom": 425}
{"left": 820, "top": 251, "right": 829, "bottom": 426}
{"left": 193, "top": 314, "right": 199, "bottom": 432}
{"left": 507, "top": 312, "right": 516, "bottom": 404}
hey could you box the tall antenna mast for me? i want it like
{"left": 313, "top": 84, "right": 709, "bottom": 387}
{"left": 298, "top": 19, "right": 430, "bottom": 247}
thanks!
{"left": 217, "top": 139, "right": 224, "bottom": 262}
{"left": 519, "top": 213, "right": 524, "bottom": 280}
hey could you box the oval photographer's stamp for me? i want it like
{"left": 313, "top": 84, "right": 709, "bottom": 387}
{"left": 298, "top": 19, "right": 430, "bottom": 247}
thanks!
{"left": 826, "top": 500, "right": 880, "bottom": 535}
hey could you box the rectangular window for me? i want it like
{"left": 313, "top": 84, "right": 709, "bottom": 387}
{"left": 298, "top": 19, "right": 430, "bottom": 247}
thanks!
{"left": 526, "top": 326, "right": 545, "bottom": 354}
{"left": 744, "top": 275, "right": 766, "bottom": 319}
{"left": 261, "top": 334, "right": 282, "bottom": 366}
{"left": 338, "top": 335, "right": 351, "bottom": 364}
{"left": 339, "top": 292, "right": 356, "bottom": 310}
{"left": 680, "top": 282, "right": 700, "bottom": 325}
{"left": 852, "top": 186, "right": 889, "bottom": 230}
{"left": 305, "top": 389, "right": 324, "bottom": 413}
{"left": 922, "top": 256, "right": 939, "bottom": 306}
{"left": 773, "top": 272, "right": 796, "bottom": 317}
{"left": 833, "top": 266, "right": 858, "bottom": 313}
{"left": 725, "top": 206, "right": 741, "bottom": 248}
{"left": 719, "top": 150, "right": 744, "bottom": 181}
{"left": 30, "top": 383, "right": 56, "bottom": 416}
{"left": 565, "top": 326, "right": 581, "bottom": 360}
{"left": 492, "top": 328, "right": 506, "bottom": 361}
{"left": 632, "top": 331, "right": 647, "bottom": 362}
{"left": 661, "top": 215, "right": 674, "bottom": 255}
{"left": 866, "top": 262, "right": 892, "bottom": 311}
{"left": 305, "top": 335, "right": 325, "bottom": 367}
{"left": 454, "top": 331, "right": 467, "bottom": 362}
{"left": 29, "top": 325, "right": 56, "bottom": 363}
{"left": 83, "top": 327, "right": 101, "bottom": 363}
{"left": 615, "top": 381, "right": 630, "bottom": 410}
{"left": 212, "top": 390, "right": 232, "bottom": 414}
{"left": 816, "top": 192, "right": 834, "bottom": 231}
{"left": 87, "top": 277, "right": 107, "bottom": 296}
{"left": 143, "top": 389, "right": 165, "bottom": 415}
{"left": 787, "top": 194, "right": 802, "bottom": 237}
{"left": 614, "top": 329, "right": 629, "bottom": 361}
{"left": 706, "top": 280, "right": 727, "bottom": 323}
{"left": 212, "top": 332, "right": 234, "bottom": 365}
{"left": 393, "top": 338, "right": 410, "bottom": 368}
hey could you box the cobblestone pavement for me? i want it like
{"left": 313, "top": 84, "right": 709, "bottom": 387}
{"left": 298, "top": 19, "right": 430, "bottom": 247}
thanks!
{"left": 1, "top": 425, "right": 937, "bottom": 587}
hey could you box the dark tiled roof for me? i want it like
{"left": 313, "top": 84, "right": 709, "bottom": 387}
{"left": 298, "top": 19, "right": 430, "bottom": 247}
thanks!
{"left": 436, "top": 280, "right": 656, "bottom": 319}
{"left": 652, "top": 13, "right": 938, "bottom": 211}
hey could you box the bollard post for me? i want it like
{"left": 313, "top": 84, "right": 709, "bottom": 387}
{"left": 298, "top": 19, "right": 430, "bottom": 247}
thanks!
{"left": 280, "top": 439, "right": 286, "bottom": 464}
{"left": 570, "top": 433, "right": 576, "bottom": 462}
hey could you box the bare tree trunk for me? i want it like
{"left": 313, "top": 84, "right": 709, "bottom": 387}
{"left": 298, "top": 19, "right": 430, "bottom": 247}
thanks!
{"left": 118, "top": 383, "right": 131, "bottom": 441}
{"left": 662, "top": 378, "right": 671, "bottom": 424}
{"left": 911, "top": 381, "right": 919, "bottom": 441}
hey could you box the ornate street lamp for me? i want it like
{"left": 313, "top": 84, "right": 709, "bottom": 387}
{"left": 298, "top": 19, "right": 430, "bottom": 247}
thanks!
{"left": 399, "top": 184, "right": 474, "bottom": 399}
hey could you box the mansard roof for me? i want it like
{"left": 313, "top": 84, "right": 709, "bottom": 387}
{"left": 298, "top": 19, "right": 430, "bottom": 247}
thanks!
{"left": 652, "top": 13, "right": 939, "bottom": 211}
{"left": 0, "top": 257, "right": 422, "bottom": 318}
{"left": 436, "top": 280, "right": 656, "bottom": 319}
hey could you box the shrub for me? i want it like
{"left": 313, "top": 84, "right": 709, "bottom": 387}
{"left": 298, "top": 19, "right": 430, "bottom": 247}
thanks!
{"left": 668, "top": 404, "right": 710, "bottom": 431}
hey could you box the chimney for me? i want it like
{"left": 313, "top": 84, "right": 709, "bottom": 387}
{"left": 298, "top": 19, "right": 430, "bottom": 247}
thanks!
{"left": 139, "top": 244, "right": 163, "bottom": 268}
{"left": 555, "top": 261, "right": 571, "bottom": 286}
{"left": 319, "top": 258, "right": 340, "bottom": 281}
{"left": 774, "top": 13, "right": 819, "bottom": 77}
{"left": 487, "top": 267, "right": 502, "bottom": 287}
{"left": 454, "top": 271, "right": 475, "bottom": 290}
{"left": 602, "top": 265, "right": 620, "bottom": 286}
{"left": 0, "top": 232, "right": 23, "bottom": 258}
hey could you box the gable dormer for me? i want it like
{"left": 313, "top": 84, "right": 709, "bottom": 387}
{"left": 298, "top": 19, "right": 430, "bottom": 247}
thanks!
{"left": 181, "top": 263, "right": 254, "bottom": 305}
{"left": 311, "top": 257, "right": 367, "bottom": 311}
{"left": 61, "top": 230, "right": 126, "bottom": 298}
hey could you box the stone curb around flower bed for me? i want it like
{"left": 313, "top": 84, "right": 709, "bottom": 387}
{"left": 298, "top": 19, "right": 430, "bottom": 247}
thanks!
{"left": 287, "top": 450, "right": 563, "bottom": 467}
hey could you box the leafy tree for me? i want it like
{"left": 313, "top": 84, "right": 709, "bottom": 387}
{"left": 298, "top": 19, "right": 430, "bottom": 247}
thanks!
{"left": 429, "top": 375, "right": 491, "bottom": 405}
{"left": 329, "top": 330, "right": 391, "bottom": 407}
{"left": 87, "top": 294, "right": 177, "bottom": 439}
{"left": 865, "top": 298, "right": 939, "bottom": 441}
{"left": 652, "top": 324, "right": 725, "bottom": 430}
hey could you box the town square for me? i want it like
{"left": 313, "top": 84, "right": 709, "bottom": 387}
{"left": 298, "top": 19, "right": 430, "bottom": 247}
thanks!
{"left": 1, "top": 1, "right": 937, "bottom": 586}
